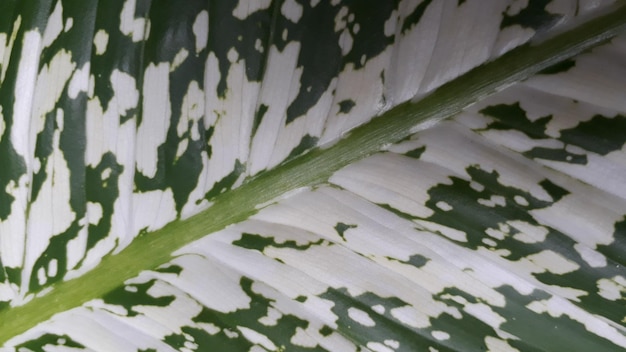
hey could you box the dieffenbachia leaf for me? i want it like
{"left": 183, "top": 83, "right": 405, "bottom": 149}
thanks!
{"left": 1, "top": 0, "right": 625, "bottom": 350}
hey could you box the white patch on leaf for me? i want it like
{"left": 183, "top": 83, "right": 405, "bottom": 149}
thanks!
{"left": 111, "top": 69, "right": 139, "bottom": 115}
{"left": 138, "top": 62, "right": 170, "bottom": 178}
{"left": 348, "top": 307, "right": 375, "bottom": 327}
{"left": 508, "top": 220, "right": 548, "bottom": 243}
{"left": 237, "top": 327, "right": 277, "bottom": 351}
{"left": 232, "top": 0, "right": 272, "bottom": 19}
{"left": 68, "top": 62, "right": 91, "bottom": 99}
{"left": 526, "top": 250, "right": 579, "bottom": 275}
{"left": 431, "top": 331, "right": 450, "bottom": 341}
{"left": 64, "top": 17, "right": 73, "bottom": 32}
{"left": 192, "top": 10, "right": 209, "bottom": 53}
{"left": 527, "top": 296, "right": 626, "bottom": 348}
{"left": 0, "top": 176, "right": 28, "bottom": 268}
{"left": 13, "top": 31, "right": 42, "bottom": 160}
{"left": 120, "top": 0, "right": 147, "bottom": 42}
{"left": 24, "top": 128, "right": 76, "bottom": 291}
{"left": 372, "top": 304, "right": 385, "bottom": 315}
{"left": 171, "top": 48, "right": 189, "bottom": 71}
{"left": 87, "top": 202, "right": 103, "bottom": 225}
{"left": 281, "top": 0, "right": 303, "bottom": 23}
{"left": 464, "top": 303, "right": 506, "bottom": 329}
{"left": 290, "top": 327, "right": 317, "bottom": 348}
{"left": 157, "top": 254, "right": 252, "bottom": 314}
{"left": 42, "top": 1, "right": 63, "bottom": 48}
{"left": 597, "top": 276, "right": 626, "bottom": 301}
{"left": 132, "top": 189, "right": 177, "bottom": 233}
{"left": 416, "top": 220, "right": 467, "bottom": 242}
{"left": 390, "top": 305, "right": 431, "bottom": 329}
{"left": 574, "top": 243, "right": 606, "bottom": 268}
{"left": 367, "top": 342, "right": 394, "bottom": 352}
{"left": 93, "top": 29, "right": 109, "bottom": 55}
{"left": 485, "top": 336, "right": 520, "bottom": 352}
{"left": 31, "top": 49, "right": 76, "bottom": 148}
{"left": 177, "top": 80, "right": 205, "bottom": 139}
{"left": 247, "top": 42, "right": 300, "bottom": 174}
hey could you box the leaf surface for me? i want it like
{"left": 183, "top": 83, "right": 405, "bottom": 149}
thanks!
{"left": 1, "top": 0, "right": 625, "bottom": 350}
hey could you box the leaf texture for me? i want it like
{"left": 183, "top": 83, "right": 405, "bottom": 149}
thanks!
{"left": 0, "top": 0, "right": 625, "bottom": 350}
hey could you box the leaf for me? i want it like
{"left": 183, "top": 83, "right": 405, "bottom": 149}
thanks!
{"left": 1, "top": 0, "right": 625, "bottom": 350}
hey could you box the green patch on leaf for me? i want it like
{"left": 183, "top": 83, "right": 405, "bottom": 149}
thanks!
{"left": 286, "top": 134, "right": 319, "bottom": 160}
{"left": 404, "top": 146, "right": 426, "bottom": 159}
{"left": 334, "top": 222, "right": 357, "bottom": 240}
{"left": 501, "top": 0, "right": 561, "bottom": 31}
{"left": 16, "top": 333, "right": 85, "bottom": 351}
{"left": 103, "top": 279, "right": 175, "bottom": 317}
{"left": 480, "top": 103, "right": 551, "bottom": 139}
{"left": 338, "top": 99, "right": 356, "bottom": 114}
{"left": 539, "top": 58, "right": 576, "bottom": 74}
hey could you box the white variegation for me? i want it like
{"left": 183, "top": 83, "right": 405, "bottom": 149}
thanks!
{"left": 1, "top": 0, "right": 626, "bottom": 350}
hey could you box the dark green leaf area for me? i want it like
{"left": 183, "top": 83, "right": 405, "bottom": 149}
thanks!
{"left": 134, "top": 124, "right": 211, "bottom": 213}
{"left": 400, "top": 254, "right": 429, "bottom": 268}
{"left": 103, "top": 279, "right": 174, "bottom": 317}
{"left": 0, "top": 1, "right": 18, "bottom": 34}
{"left": 29, "top": 220, "right": 82, "bottom": 291}
{"left": 280, "top": 1, "right": 397, "bottom": 123}
{"left": 523, "top": 146, "right": 587, "bottom": 165}
{"left": 500, "top": 0, "right": 561, "bottom": 31}
{"left": 322, "top": 287, "right": 475, "bottom": 352}
{"left": 340, "top": 0, "right": 397, "bottom": 70}
{"left": 401, "top": 0, "right": 434, "bottom": 33}
{"left": 482, "top": 104, "right": 626, "bottom": 161}
{"left": 377, "top": 203, "right": 419, "bottom": 221}
{"left": 134, "top": 0, "right": 218, "bottom": 213}
{"left": 91, "top": 0, "right": 147, "bottom": 114}
{"left": 86, "top": 152, "right": 123, "bottom": 250}
{"left": 0, "top": 257, "right": 5, "bottom": 284}
{"left": 39, "top": 0, "right": 96, "bottom": 224}
{"left": 404, "top": 146, "right": 426, "bottom": 159}
{"left": 0, "top": 138, "right": 22, "bottom": 220}
{"left": 286, "top": 134, "right": 319, "bottom": 160}
{"left": 39, "top": 0, "right": 95, "bottom": 68}
{"left": 494, "top": 286, "right": 625, "bottom": 352}
{"left": 15, "top": 333, "right": 84, "bottom": 351}
{"left": 143, "top": 0, "right": 206, "bottom": 63}
{"left": 233, "top": 233, "right": 325, "bottom": 252}
{"left": 480, "top": 103, "right": 551, "bottom": 139}
{"left": 421, "top": 165, "right": 625, "bottom": 316}
{"left": 201, "top": 0, "right": 272, "bottom": 97}
{"left": 334, "top": 222, "right": 357, "bottom": 240}
{"left": 535, "top": 263, "right": 626, "bottom": 325}
{"left": 5, "top": 267, "right": 20, "bottom": 286}
{"left": 538, "top": 58, "right": 576, "bottom": 74}
{"left": 252, "top": 104, "right": 269, "bottom": 138}
{"left": 166, "top": 278, "right": 325, "bottom": 351}
{"left": 425, "top": 166, "right": 566, "bottom": 249}
{"left": 155, "top": 264, "right": 183, "bottom": 275}
{"left": 0, "top": 0, "right": 57, "bottom": 220}
{"left": 0, "top": 102, "right": 25, "bottom": 220}
{"left": 559, "top": 114, "right": 626, "bottom": 155}
{"left": 338, "top": 99, "right": 356, "bottom": 114}
{"left": 164, "top": 326, "right": 252, "bottom": 352}
{"left": 280, "top": 1, "right": 342, "bottom": 124}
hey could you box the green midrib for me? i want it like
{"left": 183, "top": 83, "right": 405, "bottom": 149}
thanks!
{"left": 2, "top": 5, "right": 626, "bottom": 345}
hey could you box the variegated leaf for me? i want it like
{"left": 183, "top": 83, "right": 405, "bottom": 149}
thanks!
{"left": 0, "top": 0, "right": 625, "bottom": 351}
